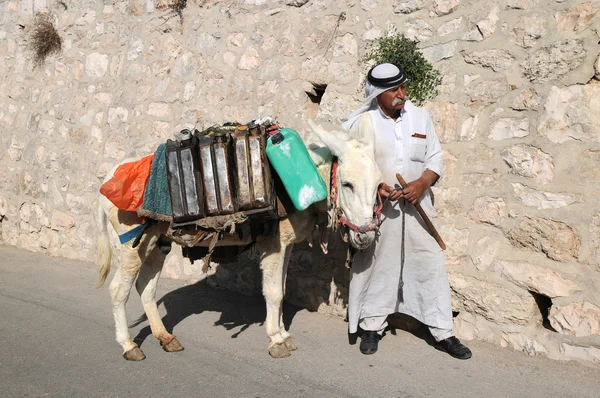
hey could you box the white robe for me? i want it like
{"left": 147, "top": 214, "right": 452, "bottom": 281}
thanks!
{"left": 347, "top": 101, "right": 453, "bottom": 334}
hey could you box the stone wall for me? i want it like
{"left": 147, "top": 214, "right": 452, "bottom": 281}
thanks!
{"left": 1, "top": 0, "right": 600, "bottom": 364}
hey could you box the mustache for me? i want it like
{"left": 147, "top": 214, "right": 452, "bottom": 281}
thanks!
{"left": 392, "top": 97, "right": 405, "bottom": 106}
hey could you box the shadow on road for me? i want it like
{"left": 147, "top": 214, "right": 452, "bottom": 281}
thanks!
{"left": 131, "top": 281, "right": 303, "bottom": 348}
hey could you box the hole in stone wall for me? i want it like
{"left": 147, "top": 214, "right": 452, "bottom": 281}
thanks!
{"left": 305, "top": 83, "right": 328, "bottom": 120}
{"left": 529, "top": 291, "right": 556, "bottom": 332}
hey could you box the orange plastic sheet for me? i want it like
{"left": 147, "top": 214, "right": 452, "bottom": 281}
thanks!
{"left": 100, "top": 154, "right": 154, "bottom": 212}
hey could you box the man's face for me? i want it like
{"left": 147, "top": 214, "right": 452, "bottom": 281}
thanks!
{"left": 377, "top": 84, "right": 407, "bottom": 112}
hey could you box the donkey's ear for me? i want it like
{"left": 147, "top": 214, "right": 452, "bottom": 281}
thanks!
{"left": 307, "top": 119, "right": 349, "bottom": 157}
{"left": 348, "top": 113, "right": 375, "bottom": 147}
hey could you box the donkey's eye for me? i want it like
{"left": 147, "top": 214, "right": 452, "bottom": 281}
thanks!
{"left": 341, "top": 181, "right": 355, "bottom": 191}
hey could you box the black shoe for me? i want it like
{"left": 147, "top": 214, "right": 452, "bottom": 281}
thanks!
{"left": 359, "top": 331, "right": 380, "bottom": 355}
{"left": 435, "top": 336, "right": 472, "bottom": 360}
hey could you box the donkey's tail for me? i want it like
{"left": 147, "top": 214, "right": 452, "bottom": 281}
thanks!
{"left": 96, "top": 199, "right": 112, "bottom": 288}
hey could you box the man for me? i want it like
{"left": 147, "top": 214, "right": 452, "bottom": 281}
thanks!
{"left": 342, "top": 63, "right": 471, "bottom": 360}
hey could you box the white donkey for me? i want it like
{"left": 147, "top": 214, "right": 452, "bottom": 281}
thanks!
{"left": 96, "top": 115, "right": 382, "bottom": 360}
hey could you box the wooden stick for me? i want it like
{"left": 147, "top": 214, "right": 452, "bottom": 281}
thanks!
{"left": 396, "top": 173, "right": 446, "bottom": 251}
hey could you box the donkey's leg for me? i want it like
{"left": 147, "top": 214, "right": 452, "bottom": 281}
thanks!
{"left": 278, "top": 247, "right": 297, "bottom": 351}
{"left": 260, "top": 238, "right": 293, "bottom": 358}
{"left": 109, "top": 227, "right": 160, "bottom": 361}
{"left": 135, "top": 246, "right": 183, "bottom": 353}
{"left": 109, "top": 246, "right": 146, "bottom": 361}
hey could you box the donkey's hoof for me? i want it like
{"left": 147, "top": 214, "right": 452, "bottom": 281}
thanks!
{"left": 284, "top": 337, "right": 297, "bottom": 351}
{"left": 161, "top": 336, "right": 184, "bottom": 352}
{"left": 269, "top": 343, "right": 291, "bottom": 358}
{"left": 123, "top": 346, "right": 146, "bottom": 361}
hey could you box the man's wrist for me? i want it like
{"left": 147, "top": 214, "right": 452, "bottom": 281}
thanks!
{"left": 421, "top": 170, "right": 439, "bottom": 188}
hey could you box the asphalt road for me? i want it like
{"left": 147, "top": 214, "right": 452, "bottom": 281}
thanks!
{"left": 0, "top": 245, "right": 598, "bottom": 398}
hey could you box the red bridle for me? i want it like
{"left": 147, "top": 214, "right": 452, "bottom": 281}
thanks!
{"left": 330, "top": 159, "right": 384, "bottom": 236}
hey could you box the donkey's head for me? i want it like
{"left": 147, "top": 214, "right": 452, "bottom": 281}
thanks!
{"left": 308, "top": 114, "right": 382, "bottom": 250}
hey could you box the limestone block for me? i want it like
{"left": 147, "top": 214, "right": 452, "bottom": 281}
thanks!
{"left": 510, "top": 15, "right": 547, "bottom": 48}
{"left": 475, "top": 5, "right": 499, "bottom": 38}
{"left": 432, "top": 186, "right": 461, "bottom": 217}
{"left": 522, "top": 40, "right": 586, "bottom": 83}
{"left": 489, "top": 117, "right": 529, "bottom": 140}
{"left": 442, "top": 149, "right": 457, "bottom": 180}
{"left": 462, "top": 145, "right": 496, "bottom": 174}
{"left": 501, "top": 144, "right": 554, "bottom": 184}
{"left": 501, "top": 332, "right": 548, "bottom": 356}
{"left": 559, "top": 344, "right": 600, "bottom": 364}
{"left": 332, "top": 33, "right": 358, "bottom": 56}
{"left": 172, "top": 52, "right": 205, "bottom": 78}
{"left": 196, "top": 33, "right": 218, "bottom": 56}
{"left": 85, "top": 53, "right": 108, "bottom": 77}
{"left": 317, "top": 92, "right": 362, "bottom": 124}
{"left": 256, "top": 81, "right": 279, "bottom": 102}
{"left": 436, "top": 64, "right": 456, "bottom": 95}
{"left": 466, "top": 79, "right": 509, "bottom": 108}
{"left": 227, "top": 75, "right": 254, "bottom": 102}
{"left": 279, "top": 26, "right": 298, "bottom": 57}
{"left": 51, "top": 209, "right": 75, "bottom": 231}
{"left": 507, "top": 216, "right": 580, "bottom": 262}
{"left": 510, "top": 88, "right": 541, "bottom": 111}
{"left": 183, "top": 81, "right": 196, "bottom": 102}
{"left": 430, "top": 0, "right": 460, "bottom": 17}
{"left": 550, "top": 302, "right": 600, "bottom": 337}
{"left": 577, "top": 150, "right": 600, "bottom": 185}
{"left": 103, "top": 134, "right": 127, "bottom": 160}
{"left": 66, "top": 194, "right": 88, "bottom": 215}
{"left": 590, "top": 213, "right": 600, "bottom": 271}
{"left": 538, "top": 83, "right": 600, "bottom": 143}
{"left": 555, "top": 2, "right": 597, "bottom": 32}
{"left": 491, "top": 260, "right": 580, "bottom": 298}
{"left": 328, "top": 61, "right": 355, "bottom": 85}
{"left": 129, "top": 0, "right": 144, "bottom": 15}
{"left": 439, "top": 225, "right": 469, "bottom": 266}
{"left": 107, "top": 107, "right": 129, "bottom": 128}
{"left": 512, "top": 183, "right": 578, "bottom": 210}
{"left": 147, "top": 102, "right": 171, "bottom": 118}
{"left": 238, "top": 47, "right": 261, "bottom": 70}
{"left": 223, "top": 51, "right": 236, "bottom": 66}
{"left": 595, "top": 54, "right": 600, "bottom": 80}
{"left": 360, "top": 0, "right": 378, "bottom": 11}
{"left": 472, "top": 235, "right": 501, "bottom": 271}
{"left": 162, "top": 35, "right": 182, "bottom": 58}
{"left": 423, "top": 102, "right": 457, "bottom": 143}
{"left": 463, "top": 49, "right": 515, "bottom": 73}
{"left": 404, "top": 19, "right": 433, "bottom": 43}
{"left": 103, "top": 5, "right": 114, "bottom": 18}
{"left": 226, "top": 32, "right": 247, "bottom": 48}
{"left": 449, "top": 272, "right": 540, "bottom": 325}
{"left": 421, "top": 40, "right": 457, "bottom": 63}
{"left": 468, "top": 196, "right": 507, "bottom": 226}
{"left": 8, "top": 138, "right": 26, "bottom": 161}
{"left": 453, "top": 312, "right": 496, "bottom": 342}
{"left": 126, "top": 38, "right": 144, "bottom": 61}
{"left": 393, "top": 0, "right": 425, "bottom": 14}
{"left": 438, "top": 17, "right": 463, "bottom": 36}
{"left": 363, "top": 19, "right": 383, "bottom": 41}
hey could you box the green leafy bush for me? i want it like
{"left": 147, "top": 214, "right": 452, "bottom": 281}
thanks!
{"left": 361, "top": 34, "right": 442, "bottom": 106}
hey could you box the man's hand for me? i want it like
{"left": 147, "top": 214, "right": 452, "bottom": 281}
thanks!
{"left": 401, "top": 179, "right": 428, "bottom": 204}
{"left": 378, "top": 183, "right": 404, "bottom": 201}
{"left": 401, "top": 170, "right": 439, "bottom": 205}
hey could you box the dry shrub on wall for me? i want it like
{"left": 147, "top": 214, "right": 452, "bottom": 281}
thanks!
{"left": 157, "top": 0, "right": 188, "bottom": 20}
{"left": 361, "top": 34, "right": 442, "bottom": 106}
{"left": 29, "top": 12, "right": 62, "bottom": 68}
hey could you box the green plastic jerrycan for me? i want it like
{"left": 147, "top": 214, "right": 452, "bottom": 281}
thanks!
{"left": 266, "top": 128, "right": 328, "bottom": 211}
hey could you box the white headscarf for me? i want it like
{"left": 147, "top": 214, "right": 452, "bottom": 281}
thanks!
{"left": 342, "top": 63, "right": 407, "bottom": 132}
